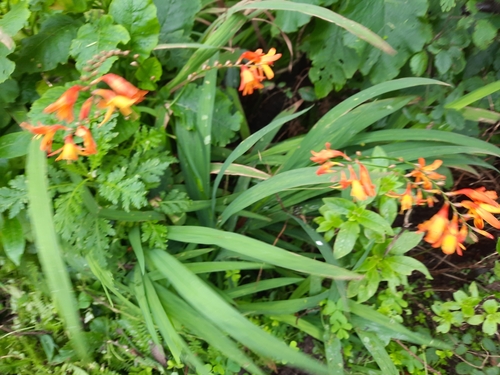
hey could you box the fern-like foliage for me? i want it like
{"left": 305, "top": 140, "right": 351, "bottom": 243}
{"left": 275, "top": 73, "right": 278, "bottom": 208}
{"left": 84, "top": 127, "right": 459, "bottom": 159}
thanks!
{"left": 156, "top": 190, "right": 191, "bottom": 215}
{"left": 0, "top": 175, "right": 28, "bottom": 218}
{"left": 141, "top": 221, "right": 168, "bottom": 249}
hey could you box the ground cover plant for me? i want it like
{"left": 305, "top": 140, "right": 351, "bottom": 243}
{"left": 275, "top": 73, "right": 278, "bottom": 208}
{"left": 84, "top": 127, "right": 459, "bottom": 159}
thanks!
{"left": 1, "top": 0, "right": 500, "bottom": 374}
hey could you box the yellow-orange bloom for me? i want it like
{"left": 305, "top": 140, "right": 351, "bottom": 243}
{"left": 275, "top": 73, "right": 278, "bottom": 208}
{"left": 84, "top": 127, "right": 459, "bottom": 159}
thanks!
{"left": 20, "top": 122, "right": 70, "bottom": 152}
{"left": 339, "top": 163, "right": 376, "bottom": 201}
{"left": 237, "top": 48, "right": 282, "bottom": 79}
{"left": 310, "top": 142, "right": 350, "bottom": 164}
{"left": 79, "top": 97, "right": 94, "bottom": 121}
{"left": 406, "top": 158, "right": 446, "bottom": 190}
{"left": 390, "top": 183, "right": 415, "bottom": 213}
{"left": 461, "top": 200, "right": 500, "bottom": 230}
{"left": 432, "top": 214, "right": 467, "bottom": 255}
{"left": 75, "top": 126, "right": 97, "bottom": 156}
{"left": 97, "top": 73, "right": 148, "bottom": 103}
{"left": 44, "top": 85, "right": 83, "bottom": 123}
{"left": 238, "top": 66, "right": 264, "bottom": 96}
{"left": 447, "top": 187, "right": 499, "bottom": 207}
{"left": 49, "top": 135, "right": 81, "bottom": 162}
{"left": 417, "top": 203, "right": 449, "bottom": 244}
{"left": 92, "top": 89, "right": 136, "bottom": 126}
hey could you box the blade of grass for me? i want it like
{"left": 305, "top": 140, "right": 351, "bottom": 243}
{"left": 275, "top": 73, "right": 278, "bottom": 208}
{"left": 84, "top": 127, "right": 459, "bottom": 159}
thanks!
{"left": 270, "top": 315, "right": 323, "bottom": 341}
{"left": 147, "top": 249, "right": 331, "bottom": 375}
{"left": 282, "top": 78, "right": 448, "bottom": 171}
{"left": 167, "top": 226, "right": 361, "bottom": 280}
{"left": 445, "top": 80, "right": 500, "bottom": 109}
{"left": 129, "top": 226, "right": 145, "bottom": 275}
{"left": 210, "top": 162, "right": 271, "bottom": 180}
{"left": 324, "top": 332, "right": 344, "bottom": 375}
{"left": 356, "top": 330, "right": 398, "bottom": 375}
{"left": 26, "top": 140, "right": 89, "bottom": 361}
{"left": 132, "top": 267, "right": 160, "bottom": 346}
{"left": 211, "top": 107, "right": 311, "bottom": 213}
{"left": 230, "top": 0, "right": 395, "bottom": 55}
{"left": 461, "top": 106, "right": 500, "bottom": 124}
{"left": 154, "top": 283, "right": 265, "bottom": 375}
{"left": 237, "top": 291, "right": 328, "bottom": 315}
{"left": 226, "top": 277, "right": 304, "bottom": 298}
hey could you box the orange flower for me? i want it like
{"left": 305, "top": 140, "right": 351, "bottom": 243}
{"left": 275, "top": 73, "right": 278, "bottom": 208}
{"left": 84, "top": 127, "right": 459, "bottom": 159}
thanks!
{"left": 96, "top": 73, "right": 148, "bottom": 103}
{"left": 390, "top": 183, "right": 415, "bottom": 213}
{"left": 49, "top": 135, "right": 82, "bottom": 162}
{"left": 447, "top": 187, "right": 499, "bottom": 207}
{"left": 75, "top": 126, "right": 97, "bottom": 156}
{"left": 417, "top": 203, "right": 449, "bottom": 244}
{"left": 316, "top": 161, "right": 337, "bottom": 175}
{"left": 406, "top": 158, "right": 446, "bottom": 190}
{"left": 310, "top": 143, "right": 350, "bottom": 164}
{"left": 20, "top": 122, "right": 70, "bottom": 152}
{"left": 92, "top": 89, "right": 136, "bottom": 126}
{"left": 79, "top": 97, "right": 94, "bottom": 120}
{"left": 461, "top": 200, "right": 500, "bottom": 230}
{"left": 432, "top": 214, "right": 468, "bottom": 255}
{"left": 339, "top": 163, "right": 376, "bottom": 201}
{"left": 237, "top": 48, "right": 282, "bottom": 79}
{"left": 238, "top": 66, "right": 264, "bottom": 96}
{"left": 44, "top": 85, "right": 83, "bottom": 123}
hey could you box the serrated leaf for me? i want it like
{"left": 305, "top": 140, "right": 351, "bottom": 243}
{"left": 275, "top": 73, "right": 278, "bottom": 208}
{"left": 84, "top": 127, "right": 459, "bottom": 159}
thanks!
{"left": 17, "top": 14, "right": 81, "bottom": 73}
{"left": 410, "top": 51, "right": 428, "bottom": 76}
{"left": 1, "top": 215, "right": 25, "bottom": 265}
{"left": 141, "top": 222, "right": 168, "bottom": 249}
{"left": 472, "top": 19, "right": 497, "bottom": 51}
{"left": 351, "top": 0, "right": 432, "bottom": 84}
{"left": 0, "top": 175, "right": 28, "bottom": 218}
{"left": 440, "top": 0, "right": 456, "bottom": 12}
{"left": 334, "top": 221, "right": 360, "bottom": 259}
{"left": 303, "top": 21, "right": 360, "bottom": 97}
{"left": 70, "top": 15, "right": 130, "bottom": 74}
{"left": 158, "top": 190, "right": 191, "bottom": 215}
{"left": 109, "top": 0, "right": 159, "bottom": 60}
{"left": 97, "top": 168, "right": 148, "bottom": 211}
{"left": 211, "top": 90, "right": 242, "bottom": 147}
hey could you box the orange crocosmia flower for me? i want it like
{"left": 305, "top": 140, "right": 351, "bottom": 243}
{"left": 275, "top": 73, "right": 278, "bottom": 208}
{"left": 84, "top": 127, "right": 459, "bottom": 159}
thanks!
{"left": 98, "top": 73, "right": 148, "bottom": 103}
{"left": 44, "top": 85, "right": 83, "bottom": 123}
{"left": 75, "top": 125, "right": 97, "bottom": 156}
{"left": 447, "top": 187, "right": 499, "bottom": 207}
{"left": 237, "top": 48, "right": 282, "bottom": 79}
{"left": 316, "top": 161, "right": 341, "bottom": 175}
{"left": 407, "top": 157, "right": 446, "bottom": 190}
{"left": 432, "top": 214, "right": 467, "bottom": 256}
{"left": 49, "top": 135, "right": 82, "bottom": 162}
{"left": 310, "top": 142, "right": 350, "bottom": 164}
{"left": 79, "top": 97, "right": 94, "bottom": 121}
{"left": 390, "top": 183, "right": 414, "bottom": 213}
{"left": 92, "top": 89, "right": 136, "bottom": 126}
{"left": 470, "top": 226, "right": 495, "bottom": 240}
{"left": 417, "top": 203, "right": 449, "bottom": 244}
{"left": 461, "top": 200, "right": 500, "bottom": 230}
{"left": 339, "top": 164, "right": 376, "bottom": 201}
{"left": 20, "top": 122, "right": 70, "bottom": 152}
{"left": 238, "top": 66, "right": 264, "bottom": 96}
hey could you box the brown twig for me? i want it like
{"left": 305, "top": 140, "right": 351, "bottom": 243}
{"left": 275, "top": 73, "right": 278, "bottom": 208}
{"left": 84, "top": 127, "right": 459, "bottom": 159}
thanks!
{"left": 394, "top": 339, "right": 442, "bottom": 375}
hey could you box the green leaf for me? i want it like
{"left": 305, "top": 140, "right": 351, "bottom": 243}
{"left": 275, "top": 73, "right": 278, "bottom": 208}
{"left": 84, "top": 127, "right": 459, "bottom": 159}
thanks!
{"left": 135, "top": 57, "right": 162, "bottom": 90}
{"left": 435, "top": 50, "right": 452, "bottom": 75}
{"left": 97, "top": 168, "right": 147, "bottom": 211}
{"left": 154, "top": 0, "right": 201, "bottom": 41}
{"left": 472, "top": 19, "right": 497, "bottom": 50}
{"left": 147, "top": 249, "right": 331, "bottom": 375}
{"left": 410, "top": 51, "right": 428, "bottom": 76}
{"left": 483, "top": 300, "right": 498, "bottom": 315}
{"left": 483, "top": 316, "right": 498, "bottom": 336}
{"left": 0, "top": 2, "right": 30, "bottom": 83}
{"left": 356, "top": 210, "right": 393, "bottom": 236}
{"left": 334, "top": 221, "right": 360, "bottom": 259}
{"left": 211, "top": 89, "right": 243, "bottom": 147}
{"left": 129, "top": 226, "right": 146, "bottom": 274}
{"left": 70, "top": 15, "right": 130, "bottom": 74}
{"left": 140, "top": 222, "right": 168, "bottom": 249}
{"left": 389, "top": 232, "right": 424, "bottom": 255}
{"left": 273, "top": 0, "right": 322, "bottom": 34}
{"left": 0, "top": 132, "right": 32, "bottom": 159}
{"left": 17, "top": 14, "right": 81, "bottom": 73}
{"left": 1, "top": 215, "right": 25, "bottom": 266}
{"left": 166, "top": 226, "right": 361, "bottom": 280}
{"left": 445, "top": 81, "right": 500, "bottom": 110}
{"left": 385, "top": 255, "right": 431, "bottom": 279}
{"left": 109, "top": 0, "right": 159, "bottom": 60}
{"left": 467, "top": 314, "right": 484, "bottom": 325}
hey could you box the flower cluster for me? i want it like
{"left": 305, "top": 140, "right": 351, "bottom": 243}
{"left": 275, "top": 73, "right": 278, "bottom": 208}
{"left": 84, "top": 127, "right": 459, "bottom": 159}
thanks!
{"left": 310, "top": 143, "right": 376, "bottom": 202}
{"left": 236, "top": 48, "right": 282, "bottom": 96}
{"left": 311, "top": 143, "right": 500, "bottom": 256}
{"left": 21, "top": 73, "right": 147, "bottom": 162}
